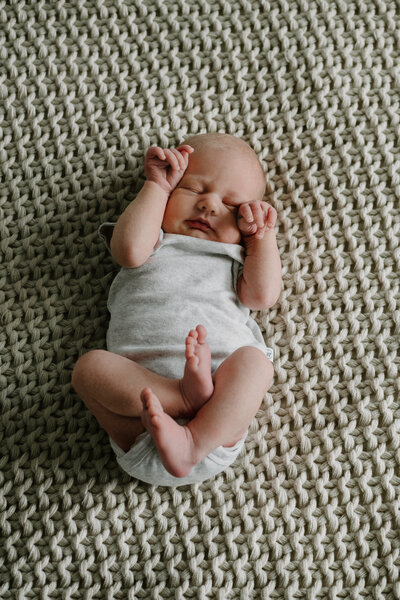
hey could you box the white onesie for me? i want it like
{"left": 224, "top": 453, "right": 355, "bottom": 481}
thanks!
{"left": 100, "top": 225, "right": 273, "bottom": 486}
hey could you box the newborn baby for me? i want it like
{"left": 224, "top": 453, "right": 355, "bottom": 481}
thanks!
{"left": 72, "top": 132, "right": 282, "bottom": 486}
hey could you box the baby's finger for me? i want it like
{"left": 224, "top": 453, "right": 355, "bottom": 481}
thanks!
{"left": 170, "top": 148, "right": 187, "bottom": 170}
{"left": 169, "top": 148, "right": 185, "bottom": 170}
{"left": 266, "top": 206, "right": 277, "bottom": 228}
{"left": 177, "top": 144, "right": 194, "bottom": 155}
{"left": 250, "top": 202, "right": 265, "bottom": 229}
{"left": 238, "top": 203, "right": 254, "bottom": 222}
{"left": 155, "top": 147, "right": 166, "bottom": 161}
{"left": 181, "top": 150, "right": 191, "bottom": 169}
{"left": 163, "top": 149, "right": 181, "bottom": 171}
{"left": 147, "top": 146, "right": 166, "bottom": 161}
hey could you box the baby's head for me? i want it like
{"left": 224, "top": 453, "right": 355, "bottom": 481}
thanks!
{"left": 161, "top": 133, "right": 266, "bottom": 244}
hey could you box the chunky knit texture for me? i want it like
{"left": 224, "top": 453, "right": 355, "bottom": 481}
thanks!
{"left": 1, "top": 1, "right": 400, "bottom": 598}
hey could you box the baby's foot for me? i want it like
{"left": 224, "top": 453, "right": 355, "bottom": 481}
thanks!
{"left": 141, "top": 388, "right": 197, "bottom": 478}
{"left": 180, "top": 325, "right": 214, "bottom": 415}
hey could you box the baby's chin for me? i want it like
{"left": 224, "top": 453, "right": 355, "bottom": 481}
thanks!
{"left": 185, "top": 229, "right": 215, "bottom": 240}
{"left": 176, "top": 230, "right": 215, "bottom": 242}
{"left": 162, "top": 223, "right": 241, "bottom": 244}
{"left": 163, "top": 223, "right": 214, "bottom": 240}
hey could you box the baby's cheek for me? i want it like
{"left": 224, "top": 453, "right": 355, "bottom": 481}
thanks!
{"left": 224, "top": 221, "right": 242, "bottom": 244}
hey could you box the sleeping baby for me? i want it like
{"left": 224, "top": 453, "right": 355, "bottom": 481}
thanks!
{"left": 72, "top": 132, "right": 282, "bottom": 486}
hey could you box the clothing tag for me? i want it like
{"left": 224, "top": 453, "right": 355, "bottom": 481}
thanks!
{"left": 265, "top": 347, "right": 274, "bottom": 362}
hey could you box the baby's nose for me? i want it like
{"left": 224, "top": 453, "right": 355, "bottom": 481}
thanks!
{"left": 197, "top": 193, "right": 219, "bottom": 213}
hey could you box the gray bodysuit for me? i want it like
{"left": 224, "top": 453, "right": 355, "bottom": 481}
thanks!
{"left": 100, "top": 225, "right": 273, "bottom": 486}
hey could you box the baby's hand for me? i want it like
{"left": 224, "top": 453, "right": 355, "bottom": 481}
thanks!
{"left": 237, "top": 201, "right": 277, "bottom": 240}
{"left": 144, "top": 145, "right": 194, "bottom": 194}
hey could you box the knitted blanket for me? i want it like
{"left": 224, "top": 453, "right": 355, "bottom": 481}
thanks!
{"left": 1, "top": 1, "right": 399, "bottom": 598}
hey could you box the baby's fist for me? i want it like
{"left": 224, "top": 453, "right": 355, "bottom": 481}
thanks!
{"left": 238, "top": 201, "right": 277, "bottom": 240}
{"left": 145, "top": 145, "right": 194, "bottom": 194}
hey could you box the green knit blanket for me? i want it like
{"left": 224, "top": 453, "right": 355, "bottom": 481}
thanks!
{"left": 1, "top": 1, "right": 399, "bottom": 597}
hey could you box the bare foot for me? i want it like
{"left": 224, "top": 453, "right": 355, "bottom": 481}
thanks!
{"left": 180, "top": 324, "right": 214, "bottom": 415}
{"left": 141, "top": 388, "right": 198, "bottom": 477}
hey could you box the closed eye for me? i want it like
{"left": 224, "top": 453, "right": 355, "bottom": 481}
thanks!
{"left": 182, "top": 186, "right": 202, "bottom": 194}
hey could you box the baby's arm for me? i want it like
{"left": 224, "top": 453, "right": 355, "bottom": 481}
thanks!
{"left": 110, "top": 145, "right": 193, "bottom": 267}
{"left": 236, "top": 202, "right": 282, "bottom": 310}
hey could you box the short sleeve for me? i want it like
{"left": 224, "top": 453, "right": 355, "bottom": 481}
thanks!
{"left": 98, "top": 222, "right": 115, "bottom": 253}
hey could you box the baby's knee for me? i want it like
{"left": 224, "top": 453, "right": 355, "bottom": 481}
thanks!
{"left": 236, "top": 345, "right": 273, "bottom": 366}
{"left": 234, "top": 346, "right": 274, "bottom": 380}
{"left": 72, "top": 349, "right": 109, "bottom": 392}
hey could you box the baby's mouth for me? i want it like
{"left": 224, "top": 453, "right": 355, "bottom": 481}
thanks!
{"left": 186, "top": 219, "right": 213, "bottom": 231}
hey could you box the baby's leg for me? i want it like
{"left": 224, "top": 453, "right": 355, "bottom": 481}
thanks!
{"left": 72, "top": 325, "right": 213, "bottom": 452}
{"left": 141, "top": 346, "right": 273, "bottom": 477}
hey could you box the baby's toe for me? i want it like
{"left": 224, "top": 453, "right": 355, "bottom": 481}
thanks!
{"left": 196, "top": 324, "right": 207, "bottom": 343}
{"left": 187, "top": 328, "right": 198, "bottom": 341}
{"left": 140, "top": 388, "right": 153, "bottom": 409}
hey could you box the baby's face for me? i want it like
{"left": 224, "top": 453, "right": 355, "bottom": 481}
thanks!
{"left": 162, "top": 144, "right": 265, "bottom": 244}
